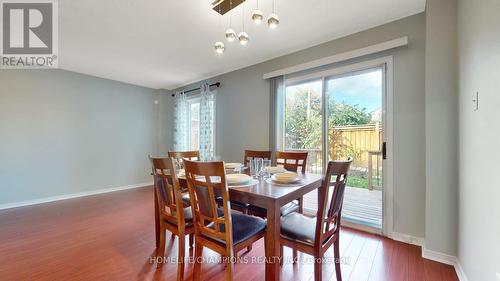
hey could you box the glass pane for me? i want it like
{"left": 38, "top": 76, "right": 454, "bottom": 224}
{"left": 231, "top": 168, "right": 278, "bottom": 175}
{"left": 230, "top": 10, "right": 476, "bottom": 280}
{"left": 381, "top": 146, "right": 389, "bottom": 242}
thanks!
{"left": 326, "top": 68, "right": 383, "bottom": 229}
{"left": 284, "top": 80, "right": 323, "bottom": 173}
{"left": 190, "top": 102, "right": 200, "bottom": 151}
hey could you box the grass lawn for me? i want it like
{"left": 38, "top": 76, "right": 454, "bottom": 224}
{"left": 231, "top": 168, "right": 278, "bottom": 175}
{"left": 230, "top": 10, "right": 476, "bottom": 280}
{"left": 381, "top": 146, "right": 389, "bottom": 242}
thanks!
{"left": 347, "top": 175, "right": 382, "bottom": 189}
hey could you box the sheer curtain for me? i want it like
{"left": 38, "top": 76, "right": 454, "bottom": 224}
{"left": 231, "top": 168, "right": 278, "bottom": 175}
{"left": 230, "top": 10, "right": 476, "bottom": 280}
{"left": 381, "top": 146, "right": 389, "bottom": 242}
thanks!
{"left": 199, "top": 83, "right": 215, "bottom": 161}
{"left": 173, "top": 91, "right": 188, "bottom": 151}
{"left": 269, "top": 76, "right": 285, "bottom": 153}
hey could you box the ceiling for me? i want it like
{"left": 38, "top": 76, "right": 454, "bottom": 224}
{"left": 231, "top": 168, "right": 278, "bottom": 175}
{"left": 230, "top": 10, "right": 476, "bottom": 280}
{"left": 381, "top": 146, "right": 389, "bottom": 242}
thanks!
{"left": 59, "top": 0, "right": 426, "bottom": 89}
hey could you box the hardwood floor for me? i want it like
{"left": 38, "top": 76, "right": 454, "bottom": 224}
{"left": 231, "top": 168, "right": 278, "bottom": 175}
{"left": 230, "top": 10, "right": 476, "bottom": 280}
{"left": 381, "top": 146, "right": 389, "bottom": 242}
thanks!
{"left": 0, "top": 187, "right": 458, "bottom": 281}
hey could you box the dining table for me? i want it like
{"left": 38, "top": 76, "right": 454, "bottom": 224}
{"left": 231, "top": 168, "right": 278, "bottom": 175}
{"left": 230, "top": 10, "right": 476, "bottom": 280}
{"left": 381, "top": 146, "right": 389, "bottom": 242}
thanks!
{"left": 153, "top": 168, "right": 323, "bottom": 281}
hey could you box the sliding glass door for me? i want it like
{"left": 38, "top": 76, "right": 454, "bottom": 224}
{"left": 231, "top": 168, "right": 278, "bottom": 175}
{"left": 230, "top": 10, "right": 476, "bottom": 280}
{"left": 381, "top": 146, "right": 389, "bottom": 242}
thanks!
{"left": 282, "top": 62, "right": 386, "bottom": 232}
{"left": 284, "top": 80, "right": 323, "bottom": 173}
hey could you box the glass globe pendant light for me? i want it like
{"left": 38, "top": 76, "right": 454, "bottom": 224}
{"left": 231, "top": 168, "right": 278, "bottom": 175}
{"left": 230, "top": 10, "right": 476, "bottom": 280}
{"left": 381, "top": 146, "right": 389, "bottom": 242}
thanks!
{"left": 238, "top": 31, "right": 249, "bottom": 45}
{"left": 225, "top": 29, "right": 236, "bottom": 42}
{"left": 239, "top": 4, "right": 249, "bottom": 45}
{"left": 251, "top": 0, "right": 263, "bottom": 24}
{"left": 225, "top": 12, "right": 236, "bottom": 42}
{"left": 268, "top": 0, "right": 279, "bottom": 29}
{"left": 214, "top": 41, "right": 225, "bottom": 54}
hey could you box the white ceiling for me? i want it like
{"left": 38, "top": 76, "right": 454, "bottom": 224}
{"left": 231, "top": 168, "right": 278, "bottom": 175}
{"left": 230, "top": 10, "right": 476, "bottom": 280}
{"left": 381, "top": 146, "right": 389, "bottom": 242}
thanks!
{"left": 59, "top": 0, "right": 425, "bottom": 89}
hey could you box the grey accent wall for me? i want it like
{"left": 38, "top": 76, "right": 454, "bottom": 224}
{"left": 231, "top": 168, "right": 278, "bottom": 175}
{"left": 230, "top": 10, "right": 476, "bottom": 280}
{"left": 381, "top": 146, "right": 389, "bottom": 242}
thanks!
{"left": 424, "top": 0, "right": 458, "bottom": 256}
{"left": 0, "top": 70, "right": 158, "bottom": 205}
{"left": 168, "top": 14, "right": 426, "bottom": 238}
{"left": 458, "top": 0, "right": 500, "bottom": 280}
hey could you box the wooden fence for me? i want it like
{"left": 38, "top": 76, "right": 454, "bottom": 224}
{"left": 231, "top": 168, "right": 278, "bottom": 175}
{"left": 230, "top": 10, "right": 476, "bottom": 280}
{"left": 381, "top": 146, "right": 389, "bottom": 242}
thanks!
{"left": 333, "top": 123, "right": 382, "bottom": 169}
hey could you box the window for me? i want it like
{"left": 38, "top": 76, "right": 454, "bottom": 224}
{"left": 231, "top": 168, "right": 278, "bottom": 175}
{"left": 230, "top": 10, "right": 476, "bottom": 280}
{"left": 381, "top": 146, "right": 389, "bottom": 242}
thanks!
{"left": 184, "top": 96, "right": 215, "bottom": 155}
{"left": 187, "top": 99, "right": 200, "bottom": 151}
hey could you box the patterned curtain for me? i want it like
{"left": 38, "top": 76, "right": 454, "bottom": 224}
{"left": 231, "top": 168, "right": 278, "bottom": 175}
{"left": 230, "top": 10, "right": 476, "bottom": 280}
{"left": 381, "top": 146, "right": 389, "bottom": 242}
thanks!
{"left": 173, "top": 91, "right": 188, "bottom": 151}
{"left": 199, "top": 83, "right": 215, "bottom": 161}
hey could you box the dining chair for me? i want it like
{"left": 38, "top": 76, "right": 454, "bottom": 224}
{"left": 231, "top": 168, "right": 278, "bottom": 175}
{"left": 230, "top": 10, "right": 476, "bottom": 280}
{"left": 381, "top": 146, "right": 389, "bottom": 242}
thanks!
{"left": 183, "top": 160, "right": 267, "bottom": 281}
{"left": 168, "top": 150, "right": 200, "bottom": 161}
{"left": 279, "top": 158, "right": 352, "bottom": 281}
{"left": 275, "top": 151, "right": 308, "bottom": 174}
{"left": 149, "top": 156, "right": 195, "bottom": 281}
{"left": 249, "top": 151, "right": 309, "bottom": 218}
{"left": 168, "top": 150, "right": 201, "bottom": 206}
{"left": 243, "top": 150, "right": 272, "bottom": 167}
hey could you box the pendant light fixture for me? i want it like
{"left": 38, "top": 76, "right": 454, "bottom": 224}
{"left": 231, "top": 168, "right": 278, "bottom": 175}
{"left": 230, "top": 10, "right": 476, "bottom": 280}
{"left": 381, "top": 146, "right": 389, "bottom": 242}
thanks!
{"left": 238, "top": 4, "right": 249, "bottom": 45}
{"left": 214, "top": 41, "right": 225, "bottom": 53}
{"left": 268, "top": 0, "right": 279, "bottom": 29}
{"left": 225, "top": 1, "right": 237, "bottom": 42}
{"left": 225, "top": 14, "right": 237, "bottom": 41}
{"left": 251, "top": 0, "right": 263, "bottom": 24}
{"left": 214, "top": 5, "right": 225, "bottom": 54}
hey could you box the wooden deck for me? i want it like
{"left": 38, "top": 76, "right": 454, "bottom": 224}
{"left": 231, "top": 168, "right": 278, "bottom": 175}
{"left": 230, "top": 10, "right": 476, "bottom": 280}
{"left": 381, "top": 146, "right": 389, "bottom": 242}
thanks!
{"left": 303, "top": 186, "right": 383, "bottom": 229}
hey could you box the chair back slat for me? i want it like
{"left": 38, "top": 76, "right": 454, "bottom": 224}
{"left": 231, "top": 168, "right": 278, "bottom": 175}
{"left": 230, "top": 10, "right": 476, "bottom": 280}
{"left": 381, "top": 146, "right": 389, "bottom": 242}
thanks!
{"left": 315, "top": 158, "right": 352, "bottom": 246}
{"left": 168, "top": 150, "right": 200, "bottom": 161}
{"left": 184, "top": 160, "right": 234, "bottom": 247}
{"left": 149, "top": 156, "right": 185, "bottom": 226}
{"left": 276, "top": 151, "right": 308, "bottom": 173}
{"left": 243, "top": 150, "right": 272, "bottom": 167}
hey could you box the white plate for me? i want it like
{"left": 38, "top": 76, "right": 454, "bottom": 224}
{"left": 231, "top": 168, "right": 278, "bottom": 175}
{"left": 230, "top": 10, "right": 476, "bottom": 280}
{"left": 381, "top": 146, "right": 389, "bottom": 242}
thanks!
{"left": 272, "top": 172, "right": 300, "bottom": 183}
{"left": 225, "top": 163, "right": 243, "bottom": 169}
{"left": 265, "top": 166, "right": 286, "bottom": 174}
{"left": 226, "top": 174, "right": 252, "bottom": 185}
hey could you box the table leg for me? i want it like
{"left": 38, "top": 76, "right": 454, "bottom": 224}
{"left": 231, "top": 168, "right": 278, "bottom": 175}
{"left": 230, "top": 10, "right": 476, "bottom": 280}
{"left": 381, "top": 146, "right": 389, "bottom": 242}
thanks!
{"left": 154, "top": 187, "right": 160, "bottom": 248}
{"left": 265, "top": 203, "right": 281, "bottom": 281}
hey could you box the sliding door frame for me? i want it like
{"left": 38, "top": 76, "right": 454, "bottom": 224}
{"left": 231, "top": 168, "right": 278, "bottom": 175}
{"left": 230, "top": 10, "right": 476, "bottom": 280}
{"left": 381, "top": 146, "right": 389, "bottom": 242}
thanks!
{"left": 282, "top": 56, "right": 394, "bottom": 237}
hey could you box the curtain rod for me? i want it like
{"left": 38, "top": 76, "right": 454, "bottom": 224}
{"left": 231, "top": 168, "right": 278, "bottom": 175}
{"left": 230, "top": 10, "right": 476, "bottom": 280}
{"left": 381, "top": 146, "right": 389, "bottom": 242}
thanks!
{"left": 171, "top": 82, "right": 221, "bottom": 97}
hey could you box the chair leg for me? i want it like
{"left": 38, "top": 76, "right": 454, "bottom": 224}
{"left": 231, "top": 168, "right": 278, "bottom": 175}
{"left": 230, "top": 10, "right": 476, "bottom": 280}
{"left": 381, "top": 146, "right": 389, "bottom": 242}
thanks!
{"left": 177, "top": 235, "right": 185, "bottom": 281}
{"left": 298, "top": 196, "right": 304, "bottom": 214}
{"left": 193, "top": 243, "right": 203, "bottom": 281}
{"left": 225, "top": 258, "right": 234, "bottom": 281}
{"left": 157, "top": 224, "right": 166, "bottom": 259}
{"left": 279, "top": 245, "right": 284, "bottom": 266}
{"left": 334, "top": 240, "right": 342, "bottom": 281}
{"left": 314, "top": 256, "right": 323, "bottom": 281}
{"left": 189, "top": 233, "right": 194, "bottom": 248}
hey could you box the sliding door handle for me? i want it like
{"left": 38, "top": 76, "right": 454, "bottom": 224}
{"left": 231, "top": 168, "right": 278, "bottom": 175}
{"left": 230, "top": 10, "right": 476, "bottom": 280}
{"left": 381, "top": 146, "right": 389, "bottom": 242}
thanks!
{"left": 382, "top": 142, "right": 387, "bottom": 160}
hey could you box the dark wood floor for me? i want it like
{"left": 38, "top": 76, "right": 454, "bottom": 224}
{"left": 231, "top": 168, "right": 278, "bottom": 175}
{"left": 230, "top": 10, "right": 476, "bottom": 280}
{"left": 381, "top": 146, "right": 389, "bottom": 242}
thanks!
{"left": 0, "top": 187, "right": 458, "bottom": 281}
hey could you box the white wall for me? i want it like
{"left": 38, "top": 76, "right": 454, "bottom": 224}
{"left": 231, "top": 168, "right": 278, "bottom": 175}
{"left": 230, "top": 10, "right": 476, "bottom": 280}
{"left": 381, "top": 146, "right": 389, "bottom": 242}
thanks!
{"left": 0, "top": 70, "right": 158, "bottom": 206}
{"left": 457, "top": 0, "right": 500, "bottom": 280}
{"left": 168, "top": 14, "right": 427, "bottom": 239}
{"left": 424, "top": 0, "right": 458, "bottom": 256}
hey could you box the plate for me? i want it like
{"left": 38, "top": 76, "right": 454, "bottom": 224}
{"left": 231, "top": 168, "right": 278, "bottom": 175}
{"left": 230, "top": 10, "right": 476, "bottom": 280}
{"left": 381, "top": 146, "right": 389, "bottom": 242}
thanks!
{"left": 272, "top": 172, "right": 300, "bottom": 183}
{"left": 225, "top": 163, "right": 243, "bottom": 169}
{"left": 226, "top": 174, "right": 252, "bottom": 185}
{"left": 265, "top": 166, "right": 286, "bottom": 174}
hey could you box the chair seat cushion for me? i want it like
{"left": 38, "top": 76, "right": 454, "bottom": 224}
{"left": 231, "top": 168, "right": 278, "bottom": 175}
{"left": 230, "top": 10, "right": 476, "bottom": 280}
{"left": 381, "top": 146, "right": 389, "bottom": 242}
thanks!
{"left": 165, "top": 206, "right": 194, "bottom": 227}
{"left": 206, "top": 213, "right": 266, "bottom": 245}
{"left": 280, "top": 212, "right": 317, "bottom": 246}
{"left": 181, "top": 192, "right": 191, "bottom": 206}
{"left": 248, "top": 200, "right": 300, "bottom": 217}
{"left": 280, "top": 201, "right": 300, "bottom": 216}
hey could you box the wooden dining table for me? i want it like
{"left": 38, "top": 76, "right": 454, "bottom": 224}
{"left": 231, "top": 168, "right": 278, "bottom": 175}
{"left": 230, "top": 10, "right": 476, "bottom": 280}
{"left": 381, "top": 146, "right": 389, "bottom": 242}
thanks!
{"left": 154, "top": 172, "right": 323, "bottom": 281}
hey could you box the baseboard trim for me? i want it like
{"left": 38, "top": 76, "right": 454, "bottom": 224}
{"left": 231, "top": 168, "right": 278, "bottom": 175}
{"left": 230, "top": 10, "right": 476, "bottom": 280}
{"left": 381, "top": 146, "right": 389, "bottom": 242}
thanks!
{"left": 0, "top": 182, "right": 153, "bottom": 210}
{"left": 422, "top": 245, "right": 456, "bottom": 265}
{"left": 391, "top": 232, "right": 424, "bottom": 246}
{"left": 454, "top": 259, "right": 469, "bottom": 281}
{"left": 389, "top": 234, "right": 467, "bottom": 281}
